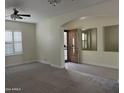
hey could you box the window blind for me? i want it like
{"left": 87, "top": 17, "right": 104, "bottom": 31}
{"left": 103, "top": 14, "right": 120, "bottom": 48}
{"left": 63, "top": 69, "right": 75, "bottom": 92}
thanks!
{"left": 5, "top": 31, "right": 23, "bottom": 56}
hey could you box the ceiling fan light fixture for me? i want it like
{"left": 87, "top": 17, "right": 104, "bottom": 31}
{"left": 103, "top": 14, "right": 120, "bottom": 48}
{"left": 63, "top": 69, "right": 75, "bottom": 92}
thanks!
{"left": 48, "top": 0, "right": 75, "bottom": 6}
{"left": 48, "top": 0, "right": 61, "bottom": 6}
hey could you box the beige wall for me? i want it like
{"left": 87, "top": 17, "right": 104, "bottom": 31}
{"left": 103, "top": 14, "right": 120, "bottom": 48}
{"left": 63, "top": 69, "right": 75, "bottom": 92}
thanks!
{"left": 5, "top": 0, "right": 118, "bottom": 69}
{"left": 36, "top": 0, "right": 119, "bottom": 68}
{"left": 64, "top": 16, "right": 119, "bottom": 69}
{"left": 5, "top": 20, "right": 37, "bottom": 66}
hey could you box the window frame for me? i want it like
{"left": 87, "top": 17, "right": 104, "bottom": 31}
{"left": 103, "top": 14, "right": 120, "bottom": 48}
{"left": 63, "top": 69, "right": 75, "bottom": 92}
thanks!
{"left": 82, "top": 28, "right": 97, "bottom": 51}
{"left": 5, "top": 31, "right": 23, "bottom": 56}
{"left": 103, "top": 25, "right": 119, "bottom": 52}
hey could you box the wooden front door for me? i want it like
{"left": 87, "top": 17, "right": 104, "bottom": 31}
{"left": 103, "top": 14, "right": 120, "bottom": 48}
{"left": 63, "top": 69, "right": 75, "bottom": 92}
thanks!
{"left": 67, "top": 29, "right": 79, "bottom": 63}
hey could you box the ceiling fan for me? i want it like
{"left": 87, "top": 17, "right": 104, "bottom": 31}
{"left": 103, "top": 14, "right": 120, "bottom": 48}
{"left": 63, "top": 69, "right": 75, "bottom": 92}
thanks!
{"left": 8, "top": 8, "right": 31, "bottom": 20}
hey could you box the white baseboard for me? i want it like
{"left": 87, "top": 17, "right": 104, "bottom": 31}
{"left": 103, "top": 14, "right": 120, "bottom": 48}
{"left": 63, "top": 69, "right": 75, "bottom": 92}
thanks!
{"left": 82, "top": 61, "right": 118, "bottom": 69}
{"left": 5, "top": 59, "right": 65, "bottom": 69}
{"left": 37, "top": 60, "right": 50, "bottom": 65}
{"left": 37, "top": 60, "right": 64, "bottom": 69}
{"left": 5, "top": 60, "right": 37, "bottom": 67}
{"left": 50, "top": 64, "right": 65, "bottom": 69}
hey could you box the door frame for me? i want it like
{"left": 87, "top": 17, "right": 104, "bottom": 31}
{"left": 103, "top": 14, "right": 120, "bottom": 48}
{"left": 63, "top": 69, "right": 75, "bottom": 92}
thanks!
{"left": 65, "top": 29, "right": 80, "bottom": 63}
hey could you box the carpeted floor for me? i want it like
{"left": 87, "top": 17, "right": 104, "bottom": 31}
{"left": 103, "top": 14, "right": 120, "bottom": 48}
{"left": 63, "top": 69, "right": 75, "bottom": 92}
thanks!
{"left": 65, "top": 62, "right": 118, "bottom": 80}
{"left": 6, "top": 62, "right": 119, "bottom": 93}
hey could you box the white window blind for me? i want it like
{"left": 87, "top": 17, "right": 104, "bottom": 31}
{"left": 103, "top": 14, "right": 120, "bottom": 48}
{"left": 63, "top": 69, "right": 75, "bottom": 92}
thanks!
{"left": 5, "top": 31, "right": 23, "bottom": 56}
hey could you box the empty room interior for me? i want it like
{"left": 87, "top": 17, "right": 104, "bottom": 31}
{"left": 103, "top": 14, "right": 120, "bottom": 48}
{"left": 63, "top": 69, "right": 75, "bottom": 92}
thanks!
{"left": 5, "top": 0, "right": 119, "bottom": 93}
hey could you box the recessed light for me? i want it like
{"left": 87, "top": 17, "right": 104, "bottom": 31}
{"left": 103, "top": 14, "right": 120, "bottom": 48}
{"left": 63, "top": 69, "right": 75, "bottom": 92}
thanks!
{"left": 80, "top": 17, "right": 86, "bottom": 20}
{"left": 81, "top": 28, "right": 86, "bottom": 30}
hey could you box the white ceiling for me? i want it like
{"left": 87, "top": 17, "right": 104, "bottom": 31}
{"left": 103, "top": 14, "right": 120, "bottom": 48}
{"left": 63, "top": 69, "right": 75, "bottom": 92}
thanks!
{"left": 5, "top": 0, "right": 110, "bottom": 23}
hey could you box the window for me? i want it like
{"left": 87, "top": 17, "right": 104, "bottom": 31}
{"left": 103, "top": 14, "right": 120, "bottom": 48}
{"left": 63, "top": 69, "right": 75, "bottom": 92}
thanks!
{"left": 5, "top": 31, "right": 23, "bottom": 56}
{"left": 82, "top": 28, "right": 97, "bottom": 50}
{"left": 103, "top": 25, "right": 119, "bottom": 52}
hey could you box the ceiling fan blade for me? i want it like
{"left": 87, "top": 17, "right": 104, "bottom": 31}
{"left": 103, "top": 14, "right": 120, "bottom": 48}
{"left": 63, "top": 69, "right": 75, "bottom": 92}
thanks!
{"left": 16, "top": 16, "right": 23, "bottom": 19}
{"left": 18, "top": 14, "right": 31, "bottom": 17}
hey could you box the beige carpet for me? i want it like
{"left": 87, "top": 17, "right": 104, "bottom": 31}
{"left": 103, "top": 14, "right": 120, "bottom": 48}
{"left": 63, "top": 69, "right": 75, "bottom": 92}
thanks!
{"left": 65, "top": 62, "right": 118, "bottom": 80}
{"left": 6, "top": 62, "right": 119, "bottom": 93}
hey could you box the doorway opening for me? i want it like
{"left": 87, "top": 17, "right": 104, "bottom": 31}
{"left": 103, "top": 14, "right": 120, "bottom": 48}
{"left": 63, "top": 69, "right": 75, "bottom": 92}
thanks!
{"left": 64, "top": 29, "right": 79, "bottom": 63}
{"left": 64, "top": 31, "right": 68, "bottom": 62}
